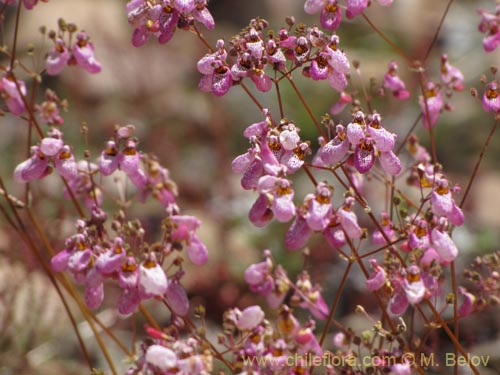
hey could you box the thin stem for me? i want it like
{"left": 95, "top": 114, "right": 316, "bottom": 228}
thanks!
{"left": 354, "top": 66, "right": 372, "bottom": 113}
{"left": 283, "top": 74, "right": 327, "bottom": 140}
{"left": 240, "top": 82, "right": 264, "bottom": 112}
{"left": 61, "top": 176, "right": 86, "bottom": 219}
{"left": 192, "top": 25, "right": 213, "bottom": 52}
{"left": 318, "top": 261, "right": 353, "bottom": 346}
{"left": 275, "top": 73, "right": 285, "bottom": 119}
{"left": 395, "top": 113, "right": 422, "bottom": 155}
{"left": 450, "top": 261, "right": 459, "bottom": 375}
{"left": 26, "top": 208, "right": 132, "bottom": 357}
{"left": 361, "top": 13, "right": 413, "bottom": 65}
{"left": 459, "top": 119, "right": 498, "bottom": 208}
{"left": 417, "top": 73, "right": 438, "bottom": 163}
{"left": 424, "top": 300, "right": 480, "bottom": 375}
{"left": 9, "top": 0, "right": 22, "bottom": 70}
{"left": 422, "top": 0, "right": 455, "bottom": 64}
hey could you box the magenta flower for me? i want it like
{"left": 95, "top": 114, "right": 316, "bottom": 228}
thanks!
{"left": 285, "top": 213, "right": 313, "bottom": 250}
{"left": 295, "top": 273, "right": 329, "bottom": 319}
{"left": 478, "top": 6, "right": 500, "bottom": 52}
{"left": 166, "top": 279, "right": 190, "bottom": 316}
{"left": 244, "top": 256, "right": 274, "bottom": 296}
{"left": 46, "top": 38, "right": 71, "bottom": 75}
{"left": 383, "top": 61, "right": 410, "bottom": 100}
{"left": 193, "top": 0, "right": 215, "bottom": 30}
{"left": 14, "top": 146, "right": 49, "bottom": 183}
{"left": 95, "top": 237, "right": 126, "bottom": 274}
{"left": 257, "top": 175, "right": 295, "bottom": 222}
{"left": 197, "top": 40, "right": 233, "bottom": 96}
{"left": 345, "top": 0, "right": 369, "bottom": 19}
{"left": 37, "top": 90, "right": 65, "bottom": 125}
{"left": 0, "top": 75, "right": 26, "bottom": 116}
{"left": 236, "top": 305, "right": 265, "bottom": 331}
{"left": 457, "top": 287, "right": 475, "bottom": 317}
{"left": 173, "top": 0, "right": 195, "bottom": 13}
{"left": 404, "top": 265, "right": 426, "bottom": 305}
{"left": 440, "top": 54, "right": 464, "bottom": 91}
{"left": 320, "top": 1, "right": 342, "bottom": 30}
{"left": 127, "top": 1, "right": 180, "bottom": 46}
{"left": 482, "top": 81, "right": 500, "bottom": 112}
{"left": 145, "top": 345, "right": 177, "bottom": 372}
{"left": 430, "top": 179, "right": 464, "bottom": 226}
{"left": 366, "top": 259, "right": 386, "bottom": 291}
{"left": 431, "top": 224, "right": 458, "bottom": 265}
{"left": 138, "top": 253, "right": 168, "bottom": 297}
{"left": 304, "top": 0, "right": 326, "bottom": 14}
{"left": 170, "top": 214, "right": 208, "bottom": 265}
{"left": 72, "top": 32, "right": 102, "bottom": 73}
{"left": 303, "top": 182, "right": 333, "bottom": 231}
{"left": 372, "top": 212, "right": 395, "bottom": 245}
{"left": 337, "top": 197, "right": 363, "bottom": 239}
{"left": 330, "top": 91, "right": 352, "bottom": 115}
{"left": 419, "top": 82, "right": 443, "bottom": 129}
{"left": 313, "top": 124, "right": 349, "bottom": 166}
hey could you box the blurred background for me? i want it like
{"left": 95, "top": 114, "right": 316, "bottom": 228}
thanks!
{"left": 1, "top": 0, "right": 500, "bottom": 374}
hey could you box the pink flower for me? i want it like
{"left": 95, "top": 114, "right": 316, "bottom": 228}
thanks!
{"left": 0, "top": 75, "right": 26, "bottom": 116}
{"left": 285, "top": 213, "right": 313, "bottom": 250}
{"left": 457, "top": 287, "right": 475, "bottom": 317}
{"left": 320, "top": 1, "right": 342, "bottom": 30}
{"left": 430, "top": 179, "right": 464, "bottom": 226}
{"left": 303, "top": 182, "right": 333, "bottom": 231}
{"left": 14, "top": 146, "right": 50, "bottom": 183}
{"left": 391, "top": 362, "right": 411, "bottom": 375}
{"left": 404, "top": 265, "right": 426, "bottom": 305}
{"left": 372, "top": 212, "right": 395, "bottom": 245}
{"left": 304, "top": 0, "right": 326, "bottom": 14}
{"left": 419, "top": 82, "right": 443, "bottom": 129}
{"left": 345, "top": 0, "right": 369, "bottom": 19}
{"left": 440, "top": 54, "right": 464, "bottom": 91}
{"left": 95, "top": 237, "right": 126, "bottom": 274}
{"left": 337, "top": 197, "right": 363, "bottom": 239}
{"left": 197, "top": 40, "right": 233, "bottom": 96}
{"left": 313, "top": 125, "right": 349, "bottom": 166}
{"left": 236, "top": 305, "right": 265, "bottom": 330}
{"left": 85, "top": 282, "right": 104, "bottom": 309}
{"left": 72, "top": 32, "right": 102, "bottom": 73}
{"left": 145, "top": 345, "right": 177, "bottom": 372}
{"left": 482, "top": 81, "right": 500, "bottom": 113}
{"left": 330, "top": 91, "right": 352, "bottom": 115}
{"left": 166, "top": 279, "right": 190, "bottom": 316}
{"left": 193, "top": 0, "right": 215, "bottom": 30}
{"left": 244, "top": 256, "right": 274, "bottom": 296}
{"left": 366, "top": 259, "right": 386, "bottom": 291}
{"left": 173, "top": 0, "right": 195, "bottom": 13}
{"left": 257, "top": 176, "right": 295, "bottom": 222}
{"left": 383, "top": 61, "right": 410, "bottom": 100}
{"left": 138, "top": 253, "right": 168, "bottom": 297}
{"left": 46, "top": 38, "right": 71, "bottom": 75}
{"left": 431, "top": 222, "right": 458, "bottom": 265}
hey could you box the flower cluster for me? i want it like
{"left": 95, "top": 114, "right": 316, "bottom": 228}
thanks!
{"left": 46, "top": 24, "right": 101, "bottom": 75}
{"left": 126, "top": 0, "right": 214, "bottom": 47}
{"left": 478, "top": 4, "right": 500, "bottom": 52}
{"left": 196, "top": 18, "right": 351, "bottom": 97}
{"left": 130, "top": 329, "right": 213, "bottom": 374}
{"left": 14, "top": 128, "right": 77, "bottom": 183}
{"left": 419, "top": 55, "right": 464, "bottom": 129}
{"left": 244, "top": 250, "right": 328, "bottom": 319}
{"left": 304, "top": 0, "right": 394, "bottom": 28}
{"left": 50, "top": 203, "right": 207, "bottom": 315}
{"left": 222, "top": 304, "right": 326, "bottom": 375}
